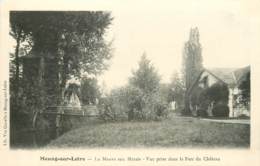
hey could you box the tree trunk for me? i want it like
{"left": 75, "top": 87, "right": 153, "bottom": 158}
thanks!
{"left": 31, "top": 33, "right": 60, "bottom": 106}
{"left": 60, "top": 47, "right": 70, "bottom": 103}
{"left": 14, "top": 30, "right": 22, "bottom": 106}
{"left": 183, "top": 92, "right": 190, "bottom": 115}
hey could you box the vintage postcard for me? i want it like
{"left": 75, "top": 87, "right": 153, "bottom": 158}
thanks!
{"left": 0, "top": 0, "right": 260, "bottom": 165}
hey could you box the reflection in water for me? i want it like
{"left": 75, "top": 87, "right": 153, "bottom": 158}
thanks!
{"left": 11, "top": 82, "right": 84, "bottom": 149}
{"left": 10, "top": 117, "right": 101, "bottom": 149}
{"left": 11, "top": 127, "right": 63, "bottom": 149}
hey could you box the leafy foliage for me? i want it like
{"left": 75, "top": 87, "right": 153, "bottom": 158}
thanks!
{"left": 100, "top": 85, "right": 169, "bottom": 121}
{"left": 238, "top": 72, "right": 250, "bottom": 106}
{"left": 98, "top": 87, "right": 130, "bottom": 121}
{"left": 204, "top": 82, "right": 229, "bottom": 104}
{"left": 10, "top": 11, "right": 113, "bottom": 90}
{"left": 128, "top": 53, "right": 168, "bottom": 120}
{"left": 190, "top": 82, "right": 229, "bottom": 117}
{"left": 100, "top": 54, "right": 168, "bottom": 121}
{"left": 212, "top": 103, "right": 229, "bottom": 117}
{"left": 9, "top": 12, "right": 113, "bottom": 129}
{"left": 182, "top": 27, "right": 203, "bottom": 114}
{"left": 80, "top": 77, "right": 101, "bottom": 105}
{"left": 182, "top": 27, "right": 203, "bottom": 89}
{"left": 168, "top": 72, "right": 185, "bottom": 108}
{"left": 129, "top": 53, "right": 160, "bottom": 94}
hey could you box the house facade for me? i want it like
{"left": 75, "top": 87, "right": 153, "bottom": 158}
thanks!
{"left": 187, "top": 66, "right": 250, "bottom": 118}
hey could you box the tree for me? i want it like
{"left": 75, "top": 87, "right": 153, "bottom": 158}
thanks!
{"left": 100, "top": 54, "right": 168, "bottom": 121}
{"left": 10, "top": 11, "right": 113, "bottom": 107}
{"left": 189, "top": 82, "right": 229, "bottom": 117}
{"left": 130, "top": 52, "right": 161, "bottom": 94}
{"left": 80, "top": 77, "right": 101, "bottom": 105}
{"left": 98, "top": 86, "right": 131, "bottom": 121}
{"left": 204, "top": 83, "right": 229, "bottom": 104}
{"left": 127, "top": 53, "right": 168, "bottom": 120}
{"left": 239, "top": 72, "right": 250, "bottom": 107}
{"left": 124, "top": 86, "right": 145, "bottom": 120}
{"left": 182, "top": 27, "right": 203, "bottom": 89}
{"left": 168, "top": 72, "right": 185, "bottom": 108}
{"left": 182, "top": 27, "right": 203, "bottom": 114}
{"left": 9, "top": 12, "right": 113, "bottom": 133}
{"left": 9, "top": 14, "right": 33, "bottom": 106}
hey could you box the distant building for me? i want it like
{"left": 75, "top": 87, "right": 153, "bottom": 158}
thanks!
{"left": 187, "top": 66, "right": 250, "bottom": 117}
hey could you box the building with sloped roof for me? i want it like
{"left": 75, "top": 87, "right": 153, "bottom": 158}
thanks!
{"left": 187, "top": 66, "right": 250, "bottom": 117}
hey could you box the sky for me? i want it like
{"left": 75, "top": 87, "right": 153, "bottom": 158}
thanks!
{"left": 6, "top": 0, "right": 256, "bottom": 91}
{"left": 98, "top": 1, "right": 253, "bottom": 90}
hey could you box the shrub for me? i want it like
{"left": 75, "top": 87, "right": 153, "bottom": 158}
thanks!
{"left": 204, "top": 83, "right": 229, "bottom": 105}
{"left": 238, "top": 114, "right": 249, "bottom": 119}
{"left": 80, "top": 77, "right": 100, "bottom": 105}
{"left": 98, "top": 92, "right": 129, "bottom": 121}
{"left": 238, "top": 72, "right": 250, "bottom": 107}
{"left": 98, "top": 86, "right": 142, "bottom": 121}
{"left": 189, "top": 82, "right": 229, "bottom": 117}
{"left": 141, "top": 92, "right": 169, "bottom": 120}
{"left": 197, "top": 109, "right": 208, "bottom": 117}
{"left": 99, "top": 86, "right": 169, "bottom": 121}
{"left": 126, "top": 54, "right": 169, "bottom": 120}
{"left": 212, "top": 103, "right": 229, "bottom": 117}
{"left": 125, "top": 86, "right": 144, "bottom": 120}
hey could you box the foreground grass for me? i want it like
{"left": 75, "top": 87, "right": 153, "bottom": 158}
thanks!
{"left": 47, "top": 116, "right": 250, "bottom": 148}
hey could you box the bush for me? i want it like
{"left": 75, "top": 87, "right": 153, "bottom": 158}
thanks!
{"left": 140, "top": 92, "right": 169, "bottom": 120}
{"left": 99, "top": 86, "right": 169, "bottom": 121}
{"left": 98, "top": 96, "right": 128, "bottom": 121}
{"left": 212, "top": 103, "right": 229, "bottom": 117}
{"left": 197, "top": 109, "right": 207, "bottom": 117}
{"left": 189, "top": 82, "right": 229, "bottom": 117}
{"left": 204, "top": 83, "right": 229, "bottom": 105}
{"left": 238, "top": 114, "right": 249, "bottom": 119}
{"left": 98, "top": 87, "right": 132, "bottom": 121}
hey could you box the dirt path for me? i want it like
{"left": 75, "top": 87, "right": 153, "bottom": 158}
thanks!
{"left": 201, "top": 118, "right": 250, "bottom": 125}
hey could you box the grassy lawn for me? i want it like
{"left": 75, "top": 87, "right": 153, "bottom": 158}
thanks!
{"left": 47, "top": 116, "right": 250, "bottom": 148}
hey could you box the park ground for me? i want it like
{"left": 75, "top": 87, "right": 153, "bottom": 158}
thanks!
{"left": 47, "top": 115, "right": 250, "bottom": 148}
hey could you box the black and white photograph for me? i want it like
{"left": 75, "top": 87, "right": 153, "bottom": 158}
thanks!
{"left": 9, "top": 10, "right": 250, "bottom": 149}
{"left": 1, "top": 0, "right": 260, "bottom": 166}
